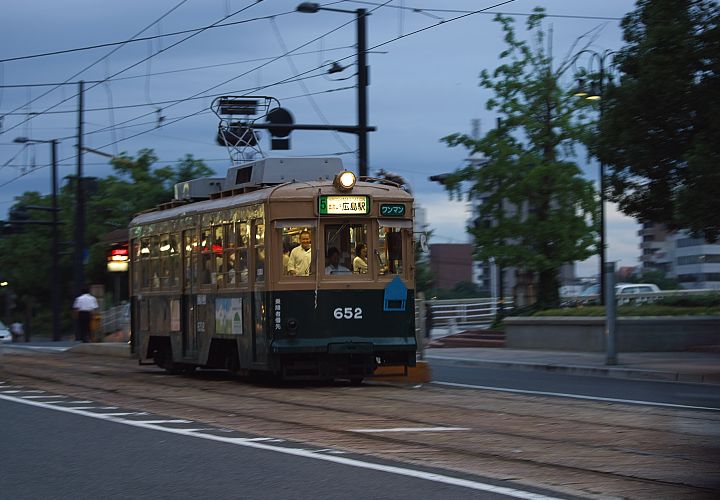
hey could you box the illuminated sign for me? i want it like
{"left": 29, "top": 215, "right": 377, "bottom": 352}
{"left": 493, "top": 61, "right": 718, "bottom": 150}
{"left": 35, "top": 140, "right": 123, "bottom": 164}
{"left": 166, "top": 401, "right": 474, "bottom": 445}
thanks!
{"left": 107, "top": 245, "right": 129, "bottom": 272}
{"left": 318, "top": 195, "right": 370, "bottom": 215}
{"left": 380, "top": 203, "right": 406, "bottom": 217}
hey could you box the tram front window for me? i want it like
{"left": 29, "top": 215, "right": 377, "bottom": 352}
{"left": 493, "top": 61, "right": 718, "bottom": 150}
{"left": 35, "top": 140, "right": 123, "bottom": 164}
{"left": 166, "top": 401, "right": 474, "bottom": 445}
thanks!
{"left": 323, "top": 223, "right": 368, "bottom": 277}
{"left": 377, "top": 225, "right": 406, "bottom": 275}
{"left": 279, "top": 226, "right": 315, "bottom": 276}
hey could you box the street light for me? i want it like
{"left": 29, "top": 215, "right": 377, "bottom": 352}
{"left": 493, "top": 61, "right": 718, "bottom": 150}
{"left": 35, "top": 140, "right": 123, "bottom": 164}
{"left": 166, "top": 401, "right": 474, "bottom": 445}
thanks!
{"left": 297, "top": 2, "right": 370, "bottom": 178}
{"left": 12, "top": 136, "right": 61, "bottom": 342}
{"left": 573, "top": 49, "right": 618, "bottom": 307}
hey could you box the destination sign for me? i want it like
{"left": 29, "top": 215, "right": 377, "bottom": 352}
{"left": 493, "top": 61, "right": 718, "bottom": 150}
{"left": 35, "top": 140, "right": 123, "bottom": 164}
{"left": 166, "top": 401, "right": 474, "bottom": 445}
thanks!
{"left": 318, "top": 195, "right": 370, "bottom": 215}
{"left": 380, "top": 203, "right": 406, "bottom": 217}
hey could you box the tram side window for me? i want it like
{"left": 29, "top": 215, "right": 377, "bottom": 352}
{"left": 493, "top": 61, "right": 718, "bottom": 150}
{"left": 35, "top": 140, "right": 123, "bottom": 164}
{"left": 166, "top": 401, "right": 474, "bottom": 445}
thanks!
{"left": 169, "top": 234, "right": 180, "bottom": 287}
{"left": 253, "top": 220, "right": 265, "bottom": 282}
{"left": 236, "top": 221, "right": 249, "bottom": 283}
{"left": 377, "top": 226, "right": 405, "bottom": 275}
{"left": 140, "top": 238, "right": 151, "bottom": 289}
{"left": 223, "top": 223, "right": 236, "bottom": 286}
{"left": 199, "top": 227, "right": 212, "bottom": 285}
{"left": 159, "top": 234, "right": 171, "bottom": 288}
{"left": 150, "top": 236, "right": 162, "bottom": 289}
{"left": 281, "top": 227, "right": 314, "bottom": 276}
{"left": 213, "top": 225, "right": 224, "bottom": 285}
{"left": 323, "top": 223, "right": 367, "bottom": 276}
{"left": 132, "top": 239, "right": 142, "bottom": 292}
{"left": 183, "top": 230, "right": 198, "bottom": 285}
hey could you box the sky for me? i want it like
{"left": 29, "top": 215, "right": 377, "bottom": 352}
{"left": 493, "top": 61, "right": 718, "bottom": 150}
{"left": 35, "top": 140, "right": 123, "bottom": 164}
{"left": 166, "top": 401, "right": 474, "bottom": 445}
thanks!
{"left": 0, "top": 0, "right": 640, "bottom": 278}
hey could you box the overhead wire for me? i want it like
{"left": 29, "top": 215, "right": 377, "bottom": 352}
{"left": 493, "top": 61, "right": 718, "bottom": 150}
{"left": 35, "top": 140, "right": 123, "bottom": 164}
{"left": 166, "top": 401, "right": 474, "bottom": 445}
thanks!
{"left": 0, "top": 45, "right": 358, "bottom": 89}
{"left": 0, "top": 0, "right": 262, "bottom": 138}
{"left": 0, "top": 0, "right": 191, "bottom": 128}
{"left": 2, "top": 0, "right": 518, "bottom": 188}
{"left": 269, "top": 16, "right": 354, "bottom": 154}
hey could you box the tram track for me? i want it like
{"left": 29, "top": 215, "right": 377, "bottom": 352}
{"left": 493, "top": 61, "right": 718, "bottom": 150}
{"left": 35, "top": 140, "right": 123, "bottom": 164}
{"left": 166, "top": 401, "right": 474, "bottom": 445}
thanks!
{"left": 2, "top": 351, "right": 719, "bottom": 499}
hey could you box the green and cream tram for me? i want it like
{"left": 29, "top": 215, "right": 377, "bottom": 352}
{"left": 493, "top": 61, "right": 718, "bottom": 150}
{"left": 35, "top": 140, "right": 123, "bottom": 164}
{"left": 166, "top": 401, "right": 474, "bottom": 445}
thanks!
{"left": 129, "top": 157, "right": 416, "bottom": 383}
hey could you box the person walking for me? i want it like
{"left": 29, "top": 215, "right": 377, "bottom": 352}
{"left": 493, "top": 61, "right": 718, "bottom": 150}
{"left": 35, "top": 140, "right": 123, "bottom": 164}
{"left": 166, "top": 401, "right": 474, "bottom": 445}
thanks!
{"left": 73, "top": 287, "right": 99, "bottom": 343}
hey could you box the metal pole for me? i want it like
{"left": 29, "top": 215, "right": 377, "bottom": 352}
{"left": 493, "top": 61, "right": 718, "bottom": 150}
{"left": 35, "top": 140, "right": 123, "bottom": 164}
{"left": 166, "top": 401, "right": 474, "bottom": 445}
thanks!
{"left": 356, "top": 8, "right": 368, "bottom": 178}
{"left": 51, "top": 140, "right": 61, "bottom": 341}
{"left": 598, "top": 58, "right": 607, "bottom": 307}
{"left": 75, "top": 81, "right": 85, "bottom": 298}
{"left": 604, "top": 261, "right": 617, "bottom": 365}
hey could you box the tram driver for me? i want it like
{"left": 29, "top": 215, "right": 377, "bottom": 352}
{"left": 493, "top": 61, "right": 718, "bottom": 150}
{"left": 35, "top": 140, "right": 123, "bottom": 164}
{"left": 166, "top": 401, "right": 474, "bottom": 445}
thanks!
{"left": 286, "top": 229, "right": 312, "bottom": 276}
{"left": 325, "top": 247, "right": 351, "bottom": 275}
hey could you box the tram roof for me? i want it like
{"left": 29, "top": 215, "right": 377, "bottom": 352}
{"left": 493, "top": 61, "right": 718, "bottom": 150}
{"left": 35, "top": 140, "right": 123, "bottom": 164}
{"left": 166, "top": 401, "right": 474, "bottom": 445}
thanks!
{"left": 129, "top": 179, "right": 413, "bottom": 227}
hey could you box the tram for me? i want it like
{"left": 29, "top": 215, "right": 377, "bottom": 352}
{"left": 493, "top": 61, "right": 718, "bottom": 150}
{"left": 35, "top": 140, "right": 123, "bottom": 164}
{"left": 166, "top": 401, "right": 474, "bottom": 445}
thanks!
{"left": 129, "top": 157, "right": 417, "bottom": 383}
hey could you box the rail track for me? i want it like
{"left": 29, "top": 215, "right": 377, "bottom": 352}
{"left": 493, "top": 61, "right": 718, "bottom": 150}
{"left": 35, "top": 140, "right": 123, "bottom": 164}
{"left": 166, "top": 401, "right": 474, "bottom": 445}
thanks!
{"left": 2, "top": 350, "right": 719, "bottom": 499}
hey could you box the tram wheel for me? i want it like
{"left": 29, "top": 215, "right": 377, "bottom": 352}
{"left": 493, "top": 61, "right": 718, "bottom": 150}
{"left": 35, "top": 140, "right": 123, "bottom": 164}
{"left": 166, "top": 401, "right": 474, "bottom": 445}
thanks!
{"left": 349, "top": 377, "right": 364, "bottom": 386}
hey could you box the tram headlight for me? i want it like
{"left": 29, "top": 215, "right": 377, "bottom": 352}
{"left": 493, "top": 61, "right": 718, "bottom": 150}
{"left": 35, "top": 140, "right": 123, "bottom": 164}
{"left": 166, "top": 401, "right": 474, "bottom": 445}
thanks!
{"left": 334, "top": 171, "right": 356, "bottom": 192}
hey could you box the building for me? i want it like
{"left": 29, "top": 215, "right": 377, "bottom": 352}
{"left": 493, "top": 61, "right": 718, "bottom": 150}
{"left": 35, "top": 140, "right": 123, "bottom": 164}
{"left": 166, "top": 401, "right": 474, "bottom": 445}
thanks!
{"left": 639, "top": 223, "right": 720, "bottom": 289}
{"left": 428, "top": 243, "right": 473, "bottom": 291}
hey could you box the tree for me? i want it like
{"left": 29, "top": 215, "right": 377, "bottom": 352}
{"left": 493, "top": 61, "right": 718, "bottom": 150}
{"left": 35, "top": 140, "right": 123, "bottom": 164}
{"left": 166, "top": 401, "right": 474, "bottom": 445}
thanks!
{"left": 0, "top": 150, "right": 215, "bottom": 333}
{"left": 596, "top": 0, "right": 720, "bottom": 242}
{"left": 440, "top": 10, "right": 598, "bottom": 309}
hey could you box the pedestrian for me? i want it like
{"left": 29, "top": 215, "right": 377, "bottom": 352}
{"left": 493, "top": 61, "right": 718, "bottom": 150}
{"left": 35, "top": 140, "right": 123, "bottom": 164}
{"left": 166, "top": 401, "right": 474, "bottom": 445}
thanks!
{"left": 10, "top": 321, "right": 23, "bottom": 343}
{"left": 73, "top": 287, "right": 99, "bottom": 343}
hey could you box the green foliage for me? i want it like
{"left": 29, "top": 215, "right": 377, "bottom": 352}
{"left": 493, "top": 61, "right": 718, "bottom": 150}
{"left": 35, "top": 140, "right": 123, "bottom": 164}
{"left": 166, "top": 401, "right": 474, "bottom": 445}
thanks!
{"left": 536, "top": 303, "right": 720, "bottom": 316}
{"left": 656, "top": 293, "right": 720, "bottom": 308}
{"left": 440, "top": 9, "right": 598, "bottom": 309}
{"left": 596, "top": 0, "right": 720, "bottom": 242}
{"left": 0, "top": 150, "right": 214, "bottom": 335}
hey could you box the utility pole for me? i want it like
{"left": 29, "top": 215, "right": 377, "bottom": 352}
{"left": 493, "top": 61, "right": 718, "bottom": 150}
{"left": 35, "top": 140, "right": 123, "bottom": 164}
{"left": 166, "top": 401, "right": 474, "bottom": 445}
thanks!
{"left": 50, "top": 139, "right": 60, "bottom": 341}
{"left": 75, "top": 80, "right": 85, "bottom": 301}
{"left": 356, "top": 8, "right": 368, "bottom": 178}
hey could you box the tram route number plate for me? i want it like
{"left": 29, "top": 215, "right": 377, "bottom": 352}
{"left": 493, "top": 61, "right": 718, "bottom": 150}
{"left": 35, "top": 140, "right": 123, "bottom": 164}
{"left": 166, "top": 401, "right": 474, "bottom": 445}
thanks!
{"left": 380, "top": 203, "right": 406, "bottom": 217}
{"left": 318, "top": 195, "right": 370, "bottom": 215}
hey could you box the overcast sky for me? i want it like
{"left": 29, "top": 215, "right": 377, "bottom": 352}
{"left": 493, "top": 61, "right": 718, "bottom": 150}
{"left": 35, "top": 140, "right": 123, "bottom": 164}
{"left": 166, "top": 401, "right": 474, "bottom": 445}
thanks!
{"left": 1, "top": 0, "right": 640, "bottom": 277}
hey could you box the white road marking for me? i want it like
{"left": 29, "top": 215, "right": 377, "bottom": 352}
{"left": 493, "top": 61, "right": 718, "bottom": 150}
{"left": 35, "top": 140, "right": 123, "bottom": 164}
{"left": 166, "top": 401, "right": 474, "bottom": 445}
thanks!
{"left": 23, "top": 395, "right": 69, "bottom": 399}
{"left": 132, "top": 419, "right": 194, "bottom": 424}
{"left": 351, "top": 427, "right": 471, "bottom": 433}
{"left": 432, "top": 381, "right": 720, "bottom": 412}
{"left": 1, "top": 393, "right": 564, "bottom": 500}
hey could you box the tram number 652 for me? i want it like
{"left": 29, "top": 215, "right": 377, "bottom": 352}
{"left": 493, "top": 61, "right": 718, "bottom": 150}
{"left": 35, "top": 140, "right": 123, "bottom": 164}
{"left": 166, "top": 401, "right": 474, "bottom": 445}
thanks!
{"left": 333, "top": 307, "right": 363, "bottom": 320}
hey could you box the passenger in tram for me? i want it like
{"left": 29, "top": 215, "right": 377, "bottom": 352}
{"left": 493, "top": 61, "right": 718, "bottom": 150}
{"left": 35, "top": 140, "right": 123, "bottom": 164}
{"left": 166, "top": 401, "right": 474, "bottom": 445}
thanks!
{"left": 325, "top": 247, "right": 351, "bottom": 275}
{"left": 287, "top": 230, "right": 312, "bottom": 276}
{"left": 353, "top": 243, "right": 368, "bottom": 274}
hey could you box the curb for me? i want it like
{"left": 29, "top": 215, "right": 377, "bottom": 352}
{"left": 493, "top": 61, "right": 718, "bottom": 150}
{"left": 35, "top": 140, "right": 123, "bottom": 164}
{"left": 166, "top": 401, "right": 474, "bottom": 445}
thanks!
{"left": 425, "top": 354, "right": 720, "bottom": 385}
{"left": 67, "top": 343, "right": 130, "bottom": 358}
{"left": 368, "top": 361, "right": 432, "bottom": 384}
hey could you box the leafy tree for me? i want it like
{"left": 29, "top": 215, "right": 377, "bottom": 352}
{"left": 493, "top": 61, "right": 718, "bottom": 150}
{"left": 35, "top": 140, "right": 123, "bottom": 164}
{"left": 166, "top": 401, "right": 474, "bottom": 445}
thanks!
{"left": 440, "top": 10, "right": 598, "bottom": 308}
{"left": 0, "top": 150, "right": 214, "bottom": 334}
{"left": 596, "top": 0, "right": 720, "bottom": 242}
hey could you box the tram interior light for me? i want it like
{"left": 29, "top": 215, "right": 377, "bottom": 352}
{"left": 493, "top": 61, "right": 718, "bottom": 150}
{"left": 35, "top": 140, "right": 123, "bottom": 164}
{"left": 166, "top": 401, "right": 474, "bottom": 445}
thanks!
{"left": 334, "top": 171, "right": 356, "bottom": 192}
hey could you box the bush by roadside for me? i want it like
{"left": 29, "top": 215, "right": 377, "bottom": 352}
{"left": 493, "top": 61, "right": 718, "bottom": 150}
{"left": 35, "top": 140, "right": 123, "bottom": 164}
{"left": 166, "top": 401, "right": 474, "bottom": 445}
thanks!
{"left": 534, "top": 304, "right": 720, "bottom": 317}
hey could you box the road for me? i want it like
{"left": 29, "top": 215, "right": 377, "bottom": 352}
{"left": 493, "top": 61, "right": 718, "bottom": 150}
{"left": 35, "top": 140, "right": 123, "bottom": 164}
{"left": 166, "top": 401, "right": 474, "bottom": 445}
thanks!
{"left": 0, "top": 397, "right": 520, "bottom": 500}
{"left": 1, "top": 348, "right": 719, "bottom": 499}
{"left": 429, "top": 360, "right": 720, "bottom": 411}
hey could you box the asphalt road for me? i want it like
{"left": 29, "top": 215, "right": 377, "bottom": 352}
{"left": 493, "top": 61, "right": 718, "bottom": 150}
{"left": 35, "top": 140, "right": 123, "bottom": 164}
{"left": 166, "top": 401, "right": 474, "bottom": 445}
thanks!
{"left": 0, "top": 398, "right": 555, "bottom": 500}
{"left": 429, "top": 360, "right": 720, "bottom": 411}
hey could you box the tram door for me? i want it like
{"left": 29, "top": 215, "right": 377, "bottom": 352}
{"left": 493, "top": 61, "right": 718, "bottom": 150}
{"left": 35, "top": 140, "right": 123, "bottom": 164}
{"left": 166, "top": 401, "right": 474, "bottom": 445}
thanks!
{"left": 251, "top": 219, "right": 267, "bottom": 364}
{"left": 182, "top": 230, "right": 199, "bottom": 358}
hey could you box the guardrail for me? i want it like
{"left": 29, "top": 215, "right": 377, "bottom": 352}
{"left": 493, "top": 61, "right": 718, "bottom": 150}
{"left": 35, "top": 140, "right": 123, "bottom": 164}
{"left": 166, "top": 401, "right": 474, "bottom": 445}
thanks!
{"left": 99, "top": 303, "right": 130, "bottom": 335}
{"left": 563, "top": 288, "right": 720, "bottom": 306}
{"left": 415, "top": 297, "right": 513, "bottom": 332}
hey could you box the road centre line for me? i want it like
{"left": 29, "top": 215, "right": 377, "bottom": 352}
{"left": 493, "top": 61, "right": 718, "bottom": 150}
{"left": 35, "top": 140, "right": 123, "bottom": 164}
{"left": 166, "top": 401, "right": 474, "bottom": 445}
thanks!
{"left": 432, "top": 381, "right": 720, "bottom": 412}
{"left": 351, "top": 427, "right": 471, "bottom": 433}
{"left": 1, "top": 393, "right": 564, "bottom": 500}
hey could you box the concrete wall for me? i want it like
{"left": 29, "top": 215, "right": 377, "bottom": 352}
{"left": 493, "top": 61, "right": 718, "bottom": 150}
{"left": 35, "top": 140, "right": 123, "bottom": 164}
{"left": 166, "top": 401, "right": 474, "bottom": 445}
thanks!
{"left": 504, "top": 316, "right": 720, "bottom": 352}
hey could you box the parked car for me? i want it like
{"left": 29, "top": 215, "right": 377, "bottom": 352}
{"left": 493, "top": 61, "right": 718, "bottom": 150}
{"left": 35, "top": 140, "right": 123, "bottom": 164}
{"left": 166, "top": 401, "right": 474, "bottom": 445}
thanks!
{"left": 0, "top": 321, "right": 11, "bottom": 343}
{"left": 615, "top": 283, "right": 661, "bottom": 304}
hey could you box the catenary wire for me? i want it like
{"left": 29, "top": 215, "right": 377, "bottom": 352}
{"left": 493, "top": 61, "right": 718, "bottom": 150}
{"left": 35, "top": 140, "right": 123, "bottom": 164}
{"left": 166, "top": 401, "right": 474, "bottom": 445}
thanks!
{"left": 0, "top": 0, "right": 263, "bottom": 138}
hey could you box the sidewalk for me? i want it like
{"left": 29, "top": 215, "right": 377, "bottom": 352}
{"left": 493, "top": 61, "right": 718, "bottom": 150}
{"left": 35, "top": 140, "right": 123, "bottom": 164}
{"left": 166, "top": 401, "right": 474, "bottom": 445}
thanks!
{"left": 423, "top": 346, "right": 720, "bottom": 385}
